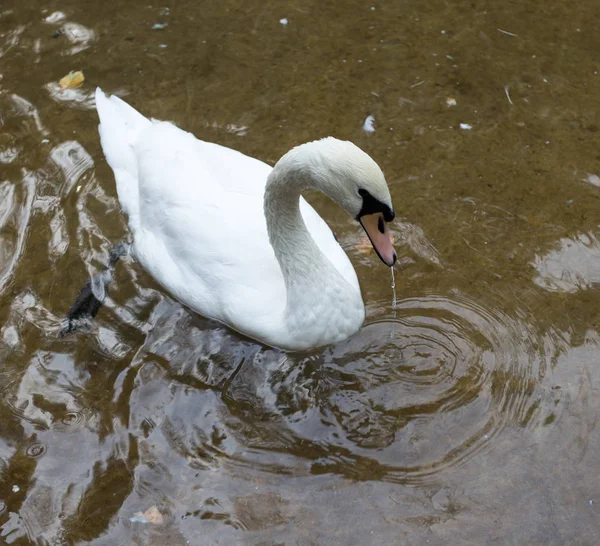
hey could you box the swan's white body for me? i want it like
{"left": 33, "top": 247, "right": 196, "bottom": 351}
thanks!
{"left": 95, "top": 89, "right": 394, "bottom": 351}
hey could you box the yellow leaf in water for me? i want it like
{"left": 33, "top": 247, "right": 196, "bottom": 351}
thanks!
{"left": 59, "top": 71, "right": 85, "bottom": 89}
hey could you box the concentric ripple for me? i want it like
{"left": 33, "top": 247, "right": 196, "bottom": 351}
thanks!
{"left": 217, "top": 293, "right": 553, "bottom": 484}
{"left": 60, "top": 412, "right": 83, "bottom": 427}
{"left": 26, "top": 442, "right": 47, "bottom": 459}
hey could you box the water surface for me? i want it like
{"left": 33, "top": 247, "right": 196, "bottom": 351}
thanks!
{"left": 1, "top": 0, "right": 600, "bottom": 544}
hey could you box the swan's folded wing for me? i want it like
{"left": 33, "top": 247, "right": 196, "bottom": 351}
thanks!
{"left": 131, "top": 122, "right": 288, "bottom": 327}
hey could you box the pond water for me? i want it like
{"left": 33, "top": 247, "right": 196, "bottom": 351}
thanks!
{"left": 1, "top": 0, "right": 600, "bottom": 544}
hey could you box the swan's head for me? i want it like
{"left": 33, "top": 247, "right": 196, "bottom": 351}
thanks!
{"left": 287, "top": 137, "right": 396, "bottom": 267}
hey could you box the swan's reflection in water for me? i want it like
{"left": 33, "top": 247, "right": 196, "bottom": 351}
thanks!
{"left": 116, "top": 293, "right": 552, "bottom": 487}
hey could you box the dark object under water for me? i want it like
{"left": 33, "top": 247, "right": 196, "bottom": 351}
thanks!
{"left": 62, "top": 242, "right": 129, "bottom": 335}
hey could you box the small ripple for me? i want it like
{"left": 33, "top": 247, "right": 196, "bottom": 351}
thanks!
{"left": 26, "top": 442, "right": 47, "bottom": 458}
{"left": 61, "top": 412, "right": 83, "bottom": 427}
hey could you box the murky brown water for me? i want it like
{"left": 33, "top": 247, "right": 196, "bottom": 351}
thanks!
{"left": 1, "top": 0, "right": 600, "bottom": 544}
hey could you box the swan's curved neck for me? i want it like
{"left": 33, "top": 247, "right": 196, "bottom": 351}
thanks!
{"left": 264, "top": 166, "right": 329, "bottom": 287}
{"left": 264, "top": 159, "right": 360, "bottom": 341}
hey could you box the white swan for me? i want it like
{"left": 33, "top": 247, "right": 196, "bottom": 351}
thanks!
{"left": 95, "top": 88, "right": 396, "bottom": 351}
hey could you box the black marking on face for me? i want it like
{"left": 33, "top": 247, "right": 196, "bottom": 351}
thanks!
{"left": 378, "top": 216, "right": 385, "bottom": 234}
{"left": 357, "top": 188, "right": 395, "bottom": 222}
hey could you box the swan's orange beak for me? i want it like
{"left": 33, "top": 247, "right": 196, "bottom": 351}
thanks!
{"left": 359, "top": 212, "right": 397, "bottom": 267}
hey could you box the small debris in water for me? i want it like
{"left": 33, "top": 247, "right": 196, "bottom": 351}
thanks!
{"left": 446, "top": 97, "right": 457, "bottom": 107}
{"left": 586, "top": 173, "right": 600, "bottom": 187}
{"left": 363, "top": 115, "right": 376, "bottom": 133}
{"left": 497, "top": 28, "right": 518, "bottom": 37}
{"left": 152, "top": 23, "right": 167, "bottom": 30}
{"left": 12, "top": 485, "right": 20, "bottom": 493}
{"left": 59, "top": 71, "right": 85, "bottom": 89}
{"left": 279, "top": 18, "right": 288, "bottom": 26}
{"left": 459, "top": 123, "right": 472, "bottom": 130}
{"left": 44, "top": 11, "right": 66, "bottom": 24}
{"left": 130, "top": 506, "right": 164, "bottom": 524}
{"left": 589, "top": 500, "right": 594, "bottom": 505}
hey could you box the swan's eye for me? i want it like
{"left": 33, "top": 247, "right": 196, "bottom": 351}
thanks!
{"left": 378, "top": 216, "right": 385, "bottom": 234}
{"left": 358, "top": 188, "right": 365, "bottom": 197}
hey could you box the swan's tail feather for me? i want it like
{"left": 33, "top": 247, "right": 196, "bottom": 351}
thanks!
{"left": 61, "top": 242, "right": 130, "bottom": 335}
{"left": 95, "top": 88, "right": 150, "bottom": 232}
